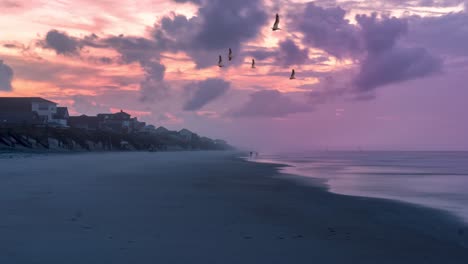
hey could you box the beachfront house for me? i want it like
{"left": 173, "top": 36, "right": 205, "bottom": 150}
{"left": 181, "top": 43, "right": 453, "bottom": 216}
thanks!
{"left": 0, "top": 97, "right": 58, "bottom": 126}
{"left": 141, "top": 125, "right": 157, "bottom": 134}
{"left": 68, "top": 115, "right": 100, "bottom": 130}
{"left": 51, "top": 107, "right": 69, "bottom": 127}
{"left": 178, "top": 128, "right": 196, "bottom": 141}
{"left": 98, "top": 110, "right": 132, "bottom": 133}
{"left": 131, "top": 117, "right": 146, "bottom": 132}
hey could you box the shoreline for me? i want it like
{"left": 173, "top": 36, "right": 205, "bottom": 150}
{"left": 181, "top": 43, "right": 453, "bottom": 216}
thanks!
{"left": 0, "top": 151, "right": 467, "bottom": 263}
{"left": 246, "top": 153, "right": 468, "bottom": 225}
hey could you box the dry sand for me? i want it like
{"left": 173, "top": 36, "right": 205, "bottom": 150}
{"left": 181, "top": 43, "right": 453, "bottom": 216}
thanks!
{"left": 0, "top": 151, "right": 467, "bottom": 263}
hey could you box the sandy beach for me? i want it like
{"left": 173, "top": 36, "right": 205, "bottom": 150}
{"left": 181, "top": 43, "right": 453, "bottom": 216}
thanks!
{"left": 0, "top": 151, "right": 467, "bottom": 263}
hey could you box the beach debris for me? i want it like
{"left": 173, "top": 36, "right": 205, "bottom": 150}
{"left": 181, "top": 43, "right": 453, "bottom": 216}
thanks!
{"left": 218, "top": 55, "right": 224, "bottom": 67}
{"left": 70, "top": 210, "right": 83, "bottom": 222}
{"left": 272, "top": 13, "right": 280, "bottom": 31}
{"left": 289, "top": 69, "right": 296, "bottom": 79}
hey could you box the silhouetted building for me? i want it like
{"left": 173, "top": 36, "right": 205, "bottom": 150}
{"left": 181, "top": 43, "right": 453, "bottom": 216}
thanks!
{"left": 51, "top": 107, "right": 69, "bottom": 127}
{"left": 68, "top": 115, "right": 99, "bottom": 130}
{"left": 178, "top": 128, "right": 196, "bottom": 141}
{"left": 0, "top": 112, "right": 43, "bottom": 126}
{"left": 97, "top": 110, "right": 132, "bottom": 133}
{"left": 0, "top": 97, "right": 58, "bottom": 126}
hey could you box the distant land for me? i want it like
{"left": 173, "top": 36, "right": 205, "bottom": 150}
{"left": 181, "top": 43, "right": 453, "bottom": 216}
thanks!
{"left": 0, "top": 97, "right": 233, "bottom": 152}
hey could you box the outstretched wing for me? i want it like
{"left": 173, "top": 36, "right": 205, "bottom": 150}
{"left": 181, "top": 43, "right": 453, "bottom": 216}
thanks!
{"left": 273, "top": 14, "right": 279, "bottom": 28}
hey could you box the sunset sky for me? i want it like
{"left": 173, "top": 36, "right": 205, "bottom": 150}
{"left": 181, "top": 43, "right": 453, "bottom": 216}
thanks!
{"left": 1, "top": 0, "right": 468, "bottom": 151}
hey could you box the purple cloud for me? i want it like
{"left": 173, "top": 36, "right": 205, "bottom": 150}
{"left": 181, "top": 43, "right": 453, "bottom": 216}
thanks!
{"left": 292, "top": 3, "right": 442, "bottom": 93}
{"left": 354, "top": 47, "right": 442, "bottom": 91}
{"left": 155, "top": 0, "right": 267, "bottom": 68}
{"left": 275, "top": 39, "right": 309, "bottom": 67}
{"left": 184, "top": 78, "right": 230, "bottom": 111}
{"left": 356, "top": 13, "right": 408, "bottom": 54}
{"left": 352, "top": 13, "right": 442, "bottom": 91}
{"left": 41, "top": 30, "right": 83, "bottom": 55}
{"left": 232, "top": 90, "right": 312, "bottom": 118}
{"left": 292, "top": 3, "right": 361, "bottom": 59}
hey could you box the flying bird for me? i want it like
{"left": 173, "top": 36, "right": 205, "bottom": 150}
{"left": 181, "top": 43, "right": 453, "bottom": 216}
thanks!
{"left": 228, "top": 48, "right": 233, "bottom": 61}
{"left": 272, "top": 13, "right": 280, "bottom": 31}
{"left": 218, "top": 55, "right": 223, "bottom": 67}
{"left": 289, "top": 69, "right": 296, "bottom": 79}
{"left": 251, "top": 59, "right": 256, "bottom": 69}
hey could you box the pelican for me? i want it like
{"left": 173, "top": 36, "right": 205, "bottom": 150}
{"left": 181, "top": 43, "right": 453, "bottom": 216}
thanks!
{"left": 228, "top": 48, "right": 233, "bottom": 61}
{"left": 289, "top": 69, "right": 296, "bottom": 79}
{"left": 272, "top": 13, "right": 281, "bottom": 31}
{"left": 218, "top": 55, "right": 223, "bottom": 67}
{"left": 251, "top": 59, "right": 256, "bottom": 69}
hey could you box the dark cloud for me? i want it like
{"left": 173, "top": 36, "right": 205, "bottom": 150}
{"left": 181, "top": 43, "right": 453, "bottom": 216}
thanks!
{"left": 3, "top": 43, "right": 20, "bottom": 49}
{"left": 139, "top": 61, "right": 169, "bottom": 102}
{"left": 232, "top": 90, "right": 312, "bottom": 118}
{"left": 41, "top": 30, "right": 82, "bottom": 55}
{"left": 354, "top": 14, "right": 442, "bottom": 91}
{"left": 247, "top": 48, "right": 276, "bottom": 60}
{"left": 0, "top": 60, "right": 13, "bottom": 91}
{"left": 292, "top": 2, "right": 361, "bottom": 59}
{"left": 354, "top": 47, "right": 442, "bottom": 91}
{"left": 184, "top": 78, "right": 230, "bottom": 111}
{"left": 102, "top": 35, "right": 160, "bottom": 64}
{"left": 292, "top": 3, "right": 442, "bottom": 92}
{"left": 275, "top": 39, "right": 309, "bottom": 67}
{"left": 155, "top": 0, "right": 267, "bottom": 68}
{"left": 356, "top": 13, "right": 408, "bottom": 54}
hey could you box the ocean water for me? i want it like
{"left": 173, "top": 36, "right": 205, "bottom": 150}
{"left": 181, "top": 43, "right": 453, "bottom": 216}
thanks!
{"left": 251, "top": 151, "right": 468, "bottom": 223}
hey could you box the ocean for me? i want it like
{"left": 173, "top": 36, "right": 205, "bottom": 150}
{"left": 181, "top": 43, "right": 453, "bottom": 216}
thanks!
{"left": 250, "top": 151, "right": 468, "bottom": 223}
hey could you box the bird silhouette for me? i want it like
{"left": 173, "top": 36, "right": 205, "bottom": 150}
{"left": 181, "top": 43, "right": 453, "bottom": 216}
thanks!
{"left": 272, "top": 13, "right": 281, "bottom": 31}
{"left": 218, "top": 55, "right": 224, "bottom": 67}
{"left": 228, "top": 48, "right": 233, "bottom": 61}
{"left": 289, "top": 69, "right": 296, "bottom": 79}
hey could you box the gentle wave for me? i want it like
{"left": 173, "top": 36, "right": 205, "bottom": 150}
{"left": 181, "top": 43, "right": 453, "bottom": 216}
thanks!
{"left": 247, "top": 151, "right": 468, "bottom": 223}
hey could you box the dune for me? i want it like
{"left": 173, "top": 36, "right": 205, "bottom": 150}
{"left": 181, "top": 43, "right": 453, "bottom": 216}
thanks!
{"left": 0, "top": 151, "right": 467, "bottom": 263}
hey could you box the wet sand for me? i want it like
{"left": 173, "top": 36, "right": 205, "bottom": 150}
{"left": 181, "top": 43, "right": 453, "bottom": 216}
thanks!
{"left": 0, "top": 151, "right": 467, "bottom": 263}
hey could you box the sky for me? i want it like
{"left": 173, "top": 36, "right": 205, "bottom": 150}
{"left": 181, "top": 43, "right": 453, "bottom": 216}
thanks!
{"left": 1, "top": 0, "right": 468, "bottom": 151}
